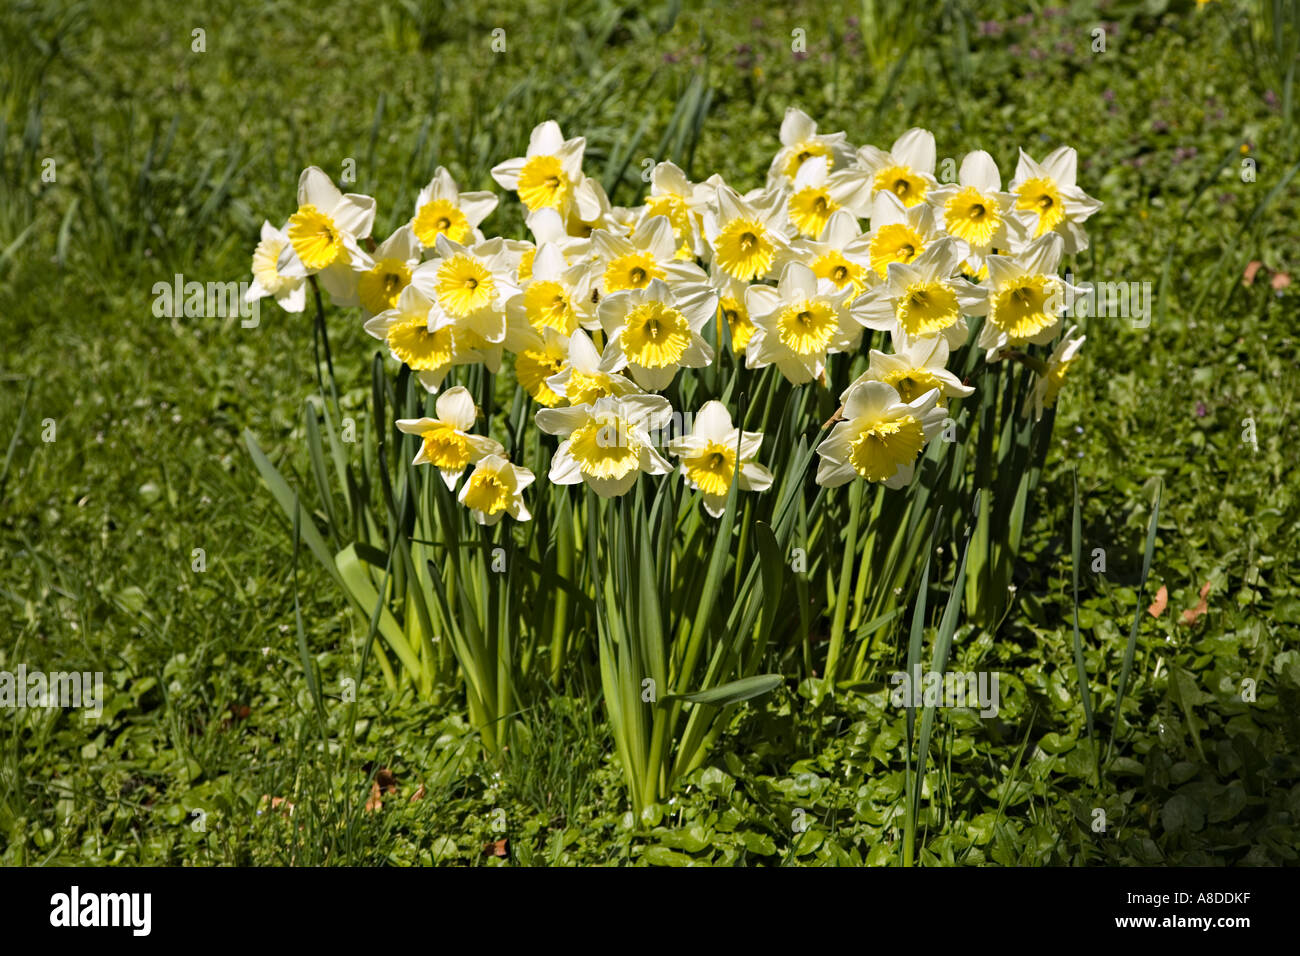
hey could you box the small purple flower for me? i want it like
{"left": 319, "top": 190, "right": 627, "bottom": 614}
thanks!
{"left": 1103, "top": 88, "right": 1115, "bottom": 102}
{"left": 1016, "top": 13, "right": 1034, "bottom": 26}
{"left": 1195, "top": 401, "right": 1208, "bottom": 418}
{"left": 978, "top": 20, "right": 1004, "bottom": 36}
{"left": 1265, "top": 89, "right": 1279, "bottom": 108}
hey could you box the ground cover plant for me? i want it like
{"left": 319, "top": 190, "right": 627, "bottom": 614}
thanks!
{"left": 1, "top": 0, "right": 1298, "bottom": 867}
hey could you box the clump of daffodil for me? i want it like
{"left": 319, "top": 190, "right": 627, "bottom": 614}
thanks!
{"left": 844, "top": 330, "right": 975, "bottom": 408}
{"left": 668, "top": 401, "right": 772, "bottom": 517}
{"left": 1009, "top": 146, "right": 1102, "bottom": 254}
{"left": 411, "top": 166, "right": 499, "bottom": 249}
{"left": 536, "top": 394, "right": 674, "bottom": 498}
{"left": 1027, "top": 325, "right": 1086, "bottom": 421}
{"left": 598, "top": 279, "right": 716, "bottom": 391}
{"left": 458, "top": 454, "right": 534, "bottom": 525}
{"left": 852, "top": 237, "right": 985, "bottom": 348}
{"left": 702, "top": 183, "right": 791, "bottom": 283}
{"left": 976, "top": 233, "right": 1075, "bottom": 357}
{"left": 395, "top": 386, "right": 503, "bottom": 488}
{"left": 766, "top": 107, "right": 854, "bottom": 189}
{"left": 816, "top": 381, "right": 948, "bottom": 489}
{"left": 277, "top": 167, "right": 376, "bottom": 300}
{"left": 928, "top": 150, "right": 1023, "bottom": 265}
{"left": 491, "top": 120, "right": 586, "bottom": 218}
{"left": 745, "top": 261, "right": 857, "bottom": 384}
{"left": 246, "top": 221, "right": 306, "bottom": 313}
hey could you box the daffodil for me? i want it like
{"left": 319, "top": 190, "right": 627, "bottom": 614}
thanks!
{"left": 844, "top": 128, "right": 938, "bottom": 210}
{"left": 566, "top": 177, "right": 632, "bottom": 238}
{"left": 865, "top": 191, "right": 942, "bottom": 279}
{"left": 411, "top": 166, "right": 499, "bottom": 249}
{"left": 975, "top": 233, "right": 1075, "bottom": 357}
{"left": 714, "top": 275, "right": 758, "bottom": 354}
{"left": 458, "top": 454, "right": 534, "bottom": 525}
{"left": 395, "top": 386, "right": 504, "bottom": 488}
{"left": 777, "top": 208, "right": 872, "bottom": 297}
{"left": 668, "top": 401, "right": 772, "bottom": 517}
{"left": 353, "top": 224, "right": 421, "bottom": 317}
{"left": 410, "top": 235, "right": 520, "bottom": 371}
{"left": 745, "top": 262, "right": 857, "bottom": 384}
{"left": 589, "top": 213, "right": 709, "bottom": 301}
{"left": 928, "top": 150, "right": 1023, "bottom": 262}
{"left": 767, "top": 107, "right": 854, "bottom": 188}
{"left": 598, "top": 278, "right": 715, "bottom": 391}
{"left": 851, "top": 237, "right": 985, "bottom": 348}
{"left": 1008, "top": 146, "right": 1102, "bottom": 254}
{"left": 815, "top": 381, "right": 947, "bottom": 488}
{"left": 783, "top": 155, "right": 859, "bottom": 239}
{"left": 246, "top": 221, "right": 306, "bottom": 313}
{"left": 843, "top": 330, "right": 974, "bottom": 408}
{"left": 536, "top": 393, "right": 674, "bottom": 497}
{"left": 491, "top": 120, "right": 586, "bottom": 216}
{"left": 506, "top": 243, "right": 594, "bottom": 337}
{"left": 1027, "top": 325, "right": 1085, "bottom": 421}
{"left": 702, "top": 183, "right": 791, "bottom": 283}
{"left": 364, "top": 285, "right": 480, "bottom": 392}
{"left": 277, "top": 167, "right": 376, "bottom": 300}
{"left": 643, "top": 161, "right": 711, "bottom": 259}
{"left": 545, "top": 328, "right": 640, "bottom": 405}
{"left": 510, "top": 325, "right": 570, "bottom": 407}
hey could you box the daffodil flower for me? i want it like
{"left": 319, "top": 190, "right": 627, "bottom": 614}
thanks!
{"left": 411, "top": 166, "right": 498, "bottom": 249}
{"left": 777, "top": 208, "right": 872, "bottom": 297}
{"left": 506, "top": 243, "right": 594, "bottom": 337}
{"left": 395, "top": 386, "right": 503, "bottom": 488}
{"left": 928, "top": 150, "right": 1024, "bottom": 262}
{"left": 852, "top": 238, "right": 985, "bottom": 348}
{"left": 491, "top": 120, "right": 586, "bottom": 216}
{"left": 457, "top": 454, "right": 534, "bottom": 525}
{"left": 865, "top": 191, "right": 942, "bottom": 279}
{"left": 246, "top": 221, "right": 306, "bottom": 313}
{"left": 364, "top": 285, "right": 480, "bottom": 392}
{"left": 745, "top": 262, "right": 856, "bottom": 384}
{"left": 815, "top": 381, "right": 947, "bottom": 488}
{"left": 598, "top": 278, "right": 716, "bottom": 391}
{"left": 536, "top": 393, "right": 674, "bottom": 498}
{"left": 843, "top": 330, "right": 975, "bottom": 408}
{"left": 589, "top": 214, "right": 710, "bottom": 301}
{"left": 783, "top": 155, "right": 859, "bottom": 239}
{"left": 509, "top": 325, "right": 571, "bottom": 407}
{"left": 643, "top": 161, "right": 711, "bottom": 259}
{"left": 668, "top": 401, "right": 773, "bottom": 517}
{"left": 1027, "top": 325, "right": 1085, "bottom": 421}
{"left": 713, "top": 274, "right": 758, "bottom": 354}
{"left": 566, "top": 177, "right": 631, "bottom": 238}
{"left": 845, "top": 127, "right": 938, "bottom": 210}
{"left": 410, "top": 234, "right": 520, "bottom": 371}
{"left": 767, "top": 107, "right": 854, "bottom": 188}
{"left": 975, "top": 233, "right": 1077, "bottom": 357}
{"left": 703, "top": 183, "right": 791, "bottom": 283}
{"left": 352, "top": 224, "right": 421, "bottom": 318}
{"left": 277, "top": 167, "right": 376, "bottom": 302}
{"left": 545, "top": 329, "right": 640, "bottom": 405}
{"left": 1008, "top": 147, "right": 1102, "bottom": 254}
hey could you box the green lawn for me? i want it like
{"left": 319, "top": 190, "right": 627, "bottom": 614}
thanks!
{"left": 2, "top": 0, "right": 1298, "bottom": 865}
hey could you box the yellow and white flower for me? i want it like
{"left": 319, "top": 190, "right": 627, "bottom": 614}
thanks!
{"left": 536, "top": 393, "right": 674, "bottom": 497}
{"left": 458, "top": 454, "right": 534, "bottom": 525}
{"left": 975, "top": 233, "right": 1074, "bottom": 357}
{"left": 1027, "top": 325, "right": 1085, "bottom": 421}
{"left": 851, "top": 237, "right": 984, "bottom": 348}
{"left": 702, "top": 183, "right": 791, "bottom": 283}
{"left": 782, "top": 155, "right": 860, "bottom": 239}
{"left": 598, "top": 279, "right": 716, "bottom": 391}
{"left": 928, "top": 150, "right": 1023, "bottom": 262}
{"left": 865, "top": 191, "right": 943, "bottom": 279}
{"left": 815, "top": 380, "right": 947, "bottom": 489}
{"left": 246, "top": 221, "right": 306, "bottom": 313}
{"left": 1008, "top": 146, "right": 1102, "bottom": 254}
{"left": 506, "top": 243, "right": 594, "bottom": 337}
{"left": 842, "top": 128, "right": 938, "bottom": 211}
{"left": 277, "top": 167, "right": 376, "bottom": 301}
{"left": 491, "top": 120, "right": 586, "bottom": 216}
{"left": 364, "top": 284, "right": 480, "bottom": 392}
{"left": 545, "top": 328, "right": 640, "bottom": 405}
{"left": 777, "top": 208, "right": 872, "bottom": 297}
{"left": 745, "top": 262, "right": 857, "bottom": 384}
{"left": 411, "top": 166, "right": 499, "bottom": 250}
{"left": 589, "top": 213, "right": 710, "bottom": 301}
{"left": 352, "top": 224, "right": 421, "bottom": 317}
{"left": 843, "top": 330, "right": 974, "bottom": 408}
{"left": 410, "top": 234, "right": 520, "bottom": 371}
{"left": 767, "top": 107, "right": 854, "bottom": 188}
{"left": 566, "top": 176, "right": 632, "bottom": 238}
{"left": 668, "top": 401, "right": 772, "bottom": 517}
{"left": 642, "top": 161, "right": 711, "bottom": 259}
{"left": 510, "top": 325, "right": 570, "bottom": 407}
{"left": 395, "top": 386, "right": 504, "bottom": 488}
{"left": 714, "top": 275, "right": 757, "bottom": 355}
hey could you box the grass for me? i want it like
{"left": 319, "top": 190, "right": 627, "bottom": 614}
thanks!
{"left": 2, "top": 0, "right": 1298, "bottom": 865}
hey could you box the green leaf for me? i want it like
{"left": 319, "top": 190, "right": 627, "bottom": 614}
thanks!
{"left": 660, "top": 674, "right": 784, "bottom": 706}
